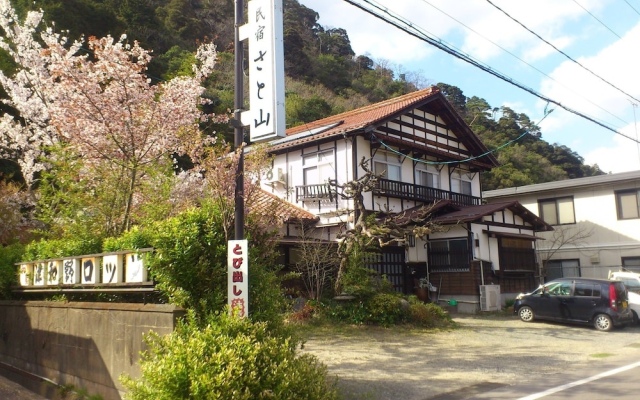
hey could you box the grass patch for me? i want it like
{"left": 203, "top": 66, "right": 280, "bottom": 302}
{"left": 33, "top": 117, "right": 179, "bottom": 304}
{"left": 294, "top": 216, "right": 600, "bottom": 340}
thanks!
{"left": 590, "top": 353, "right": 615, "bottom": 359}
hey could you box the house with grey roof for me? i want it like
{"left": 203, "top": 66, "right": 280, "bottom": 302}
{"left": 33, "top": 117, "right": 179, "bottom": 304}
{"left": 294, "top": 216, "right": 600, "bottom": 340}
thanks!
{"left": 484, "top": 170, "right": 640, "bottom": 283}
{"left": 260, "top": 86, "right": 553, "bottom": 311}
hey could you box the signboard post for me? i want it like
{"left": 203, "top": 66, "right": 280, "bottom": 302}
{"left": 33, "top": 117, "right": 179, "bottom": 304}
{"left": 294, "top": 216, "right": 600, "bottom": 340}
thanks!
{"left": 230, "top": 0, "right": 285, "bottom": 317}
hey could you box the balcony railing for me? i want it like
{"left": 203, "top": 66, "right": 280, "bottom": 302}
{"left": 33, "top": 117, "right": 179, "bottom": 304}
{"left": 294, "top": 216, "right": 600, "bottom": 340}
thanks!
{"left": 373, "top": 178, "right": 482, "bottom": 207}
{"left": 296, "top": 184, "right": 335, "bottom": 202}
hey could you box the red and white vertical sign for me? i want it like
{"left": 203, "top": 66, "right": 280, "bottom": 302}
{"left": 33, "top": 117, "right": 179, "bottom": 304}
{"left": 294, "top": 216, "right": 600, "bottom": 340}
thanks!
{"left": 228, "top": 240, "right": 249, "bottom": 317}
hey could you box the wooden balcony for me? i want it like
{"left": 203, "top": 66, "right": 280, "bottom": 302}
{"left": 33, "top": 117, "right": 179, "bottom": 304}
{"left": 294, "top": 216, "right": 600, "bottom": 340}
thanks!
{"left": 373, "top": 178, "right": 482, "bottom": 207}
{"left": 296, "top": 184, "right": 335, "bottom": 202}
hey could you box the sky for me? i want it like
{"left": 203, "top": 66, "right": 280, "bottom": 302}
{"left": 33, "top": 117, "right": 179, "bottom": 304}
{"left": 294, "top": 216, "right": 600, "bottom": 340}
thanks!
{"left": 297, "top": 0, "right": 640, "bottom": 174}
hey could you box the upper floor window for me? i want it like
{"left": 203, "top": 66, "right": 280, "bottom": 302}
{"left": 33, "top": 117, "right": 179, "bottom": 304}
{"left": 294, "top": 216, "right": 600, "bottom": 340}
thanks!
{"left": 538, "top": 197, "right": 575, "bottom": 225}
{"left": 451, "top": 173, "right": 472, "bottom": 195}
{"left": 373, "top": 152, "right": 401, "bottom": 181}
{"left": 416, "top": 167, "right": 439, "bottom": 188}
{"left": 303, "top": 149, "right": 334, "bottom": 185}
{"left": 616, "top": 189, "right": 640, "bottom": 220}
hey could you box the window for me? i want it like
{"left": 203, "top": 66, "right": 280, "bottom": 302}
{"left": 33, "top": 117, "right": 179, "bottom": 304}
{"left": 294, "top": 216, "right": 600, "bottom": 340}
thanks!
{"left": 373, "top": 152, "right": 401, "bottom": 181}
{"left": 545, "top": 281, "right": 572, "bottom": 296}
{"left": 574, "top": 282, "right": 599, "bottom": 297}
{"left": 545, "top": 259, "right": 580, "bottom": 281}
{"left": 451, "top": 173, "right": 472, "bottom": 195}
{"left": 416, "top": 168, "right": 439, "bottom": 188}
{"left": 427, "top": 238, "right": 469, "bottom": 272}
{"left": 538, "top": 197, "right": 575, "bottom": 225}
{"left": 303, "top": 149, "right": 334, "bottom": 185}
{"left": 622, "top": 257, "right": 640, "bottom": 268}
{"left": 499, "top": 237, "right": 536, "bottom": 272}
{"left": 621, "top": 257, "right": 640, "bottom": 277}
{"left": 616, "top": 190, "right": 640, "bottom": 220}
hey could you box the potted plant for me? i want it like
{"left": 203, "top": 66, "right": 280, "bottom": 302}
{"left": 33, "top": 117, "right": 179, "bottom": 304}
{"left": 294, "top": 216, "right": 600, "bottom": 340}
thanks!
{"left": 415, "top": 278, "right": 432, "bottom": 302}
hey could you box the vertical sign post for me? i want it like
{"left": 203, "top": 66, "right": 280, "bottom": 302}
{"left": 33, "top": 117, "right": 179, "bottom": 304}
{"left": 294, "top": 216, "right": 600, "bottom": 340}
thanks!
{"left": 230, "top": 0, "right": 284, "bottom": 317}
{"left": 228, "top": 240, "right": 249, "bottom": 317}
{"left": 244, "top": 0, "right": 285, "bottom": 142}
{"left": 234, "top": 0, "right": 245, "bottom": 242}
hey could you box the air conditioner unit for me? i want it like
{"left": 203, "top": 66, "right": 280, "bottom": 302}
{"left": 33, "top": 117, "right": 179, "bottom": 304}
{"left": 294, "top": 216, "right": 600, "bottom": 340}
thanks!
{"left": 268, "top": 168, "right": 286, "bottom": 186}
{"left": 479, "top": 284, "right": 501, "bottom": 312}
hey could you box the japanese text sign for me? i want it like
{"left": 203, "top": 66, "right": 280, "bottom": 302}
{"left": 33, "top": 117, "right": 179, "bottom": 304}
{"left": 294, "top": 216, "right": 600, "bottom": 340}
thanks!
{"left": 242, "top": 0, "right": 285, "bottom": 142}
{"left": 227, "top": 240, "right": 249, "bottom": 317}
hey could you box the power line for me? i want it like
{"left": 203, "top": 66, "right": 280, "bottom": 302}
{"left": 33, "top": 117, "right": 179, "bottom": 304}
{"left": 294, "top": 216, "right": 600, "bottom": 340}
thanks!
{"left": 571, "top": 0, "right": 622, "bottom": 39}
{"left": 340, "top": 0, "right": 640, "bottom": 145}
{"left": 485, "top": 0, "right": 640, "bottom": 105}
{"left": 623, "top": 0, "right": 640, "bottom": 16}
{"left": 415, "top": 0, "right": 629, "bottom": 126}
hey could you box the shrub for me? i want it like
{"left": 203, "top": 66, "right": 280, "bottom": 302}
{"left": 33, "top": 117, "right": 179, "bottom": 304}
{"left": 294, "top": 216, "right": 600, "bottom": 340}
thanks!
{"left": 406, "top": 299, "right": 453, "bottom": 328}
{"left": 104, "top": 202, "right": 288, "bottom": 331}
{"left": 0, "top": 243, "right": 25, "bottom": 299}
{"left": 366, "top": 292, "right": 405, "bottom": 326}
{"left": 121, "top": 312, "right": 338, "bottom": 400}
{"left": 22, "top": 237, "right": 103, "bottom": 261}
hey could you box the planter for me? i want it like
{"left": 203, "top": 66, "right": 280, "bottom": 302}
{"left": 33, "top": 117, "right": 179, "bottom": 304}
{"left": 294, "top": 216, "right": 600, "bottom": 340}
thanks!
{"left": 414, "top": 287, "right": 429, "bottom": 302}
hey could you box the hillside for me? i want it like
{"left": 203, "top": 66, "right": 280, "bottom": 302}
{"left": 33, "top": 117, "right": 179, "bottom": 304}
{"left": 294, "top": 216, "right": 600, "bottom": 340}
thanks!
{"left": 1, "top": 0, "right": 604, "bottom": 189}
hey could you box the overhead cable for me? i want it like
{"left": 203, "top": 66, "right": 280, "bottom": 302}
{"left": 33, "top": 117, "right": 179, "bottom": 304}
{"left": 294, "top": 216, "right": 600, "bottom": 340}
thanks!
{"left": 485, "top": 0, "right": 640, "bottom": 105}
{"left": 623, "top": 0, "right": 640, "bottom": 16}
{"left": 571, "top": 0, "right": 622, "bottom": 39}
{"left": 416, "top": 0, "right": 629, "bottom": 125}
{"left": 341, "top": 0, "right": 640, "bottom": 144}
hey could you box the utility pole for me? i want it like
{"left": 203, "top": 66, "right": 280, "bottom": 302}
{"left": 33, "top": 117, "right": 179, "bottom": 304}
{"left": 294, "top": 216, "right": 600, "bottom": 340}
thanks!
{"left": 234, "top": 0, "right": 245, "bottom": 241}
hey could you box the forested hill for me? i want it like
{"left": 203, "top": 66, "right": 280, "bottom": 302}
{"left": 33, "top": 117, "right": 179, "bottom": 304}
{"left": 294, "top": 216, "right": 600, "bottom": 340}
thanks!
{"left": 3, "top": 0, "right": 604, "bottom": 190}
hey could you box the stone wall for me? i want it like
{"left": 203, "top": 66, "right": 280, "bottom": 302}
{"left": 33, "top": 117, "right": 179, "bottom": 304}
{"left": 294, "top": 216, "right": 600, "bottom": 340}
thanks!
{"left": 0, "top": 301, "right": 184, "bottom": 400}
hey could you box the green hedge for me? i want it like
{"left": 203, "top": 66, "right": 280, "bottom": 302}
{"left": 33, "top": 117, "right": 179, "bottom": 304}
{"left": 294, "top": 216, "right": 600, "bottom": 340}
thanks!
{"left": 121, "top": 312, "right": 338, "bottom": 400}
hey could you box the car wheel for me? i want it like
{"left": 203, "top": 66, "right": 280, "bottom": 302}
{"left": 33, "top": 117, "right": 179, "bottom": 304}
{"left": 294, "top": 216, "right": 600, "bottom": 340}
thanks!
{"left": 633, "top": 311, "right": 639, "bottom": 325}
{"left": 518, "top": 306, "right": 534, "bottom": 322}
{"left": 593, "top": 314, "right": 613, "bottom": 331}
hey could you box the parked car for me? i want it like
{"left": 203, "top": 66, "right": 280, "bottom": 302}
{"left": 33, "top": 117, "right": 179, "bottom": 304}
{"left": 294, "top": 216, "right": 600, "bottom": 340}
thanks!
{"left": 513, "top": 278, "right": 634, "bottom": 331}
{"left": 609, "top": 270, "right": 640, "bottom": 324}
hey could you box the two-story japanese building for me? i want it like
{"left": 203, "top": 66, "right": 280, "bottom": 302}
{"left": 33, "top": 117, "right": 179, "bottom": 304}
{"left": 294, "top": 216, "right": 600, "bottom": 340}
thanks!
{"left": 259, "top": 86, "right": 552, "bottom": 312}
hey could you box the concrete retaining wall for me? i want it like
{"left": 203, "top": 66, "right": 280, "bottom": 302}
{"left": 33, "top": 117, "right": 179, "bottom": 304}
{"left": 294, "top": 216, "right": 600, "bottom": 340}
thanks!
{"left": 0, "top": 301, "right": 184, "bottom": 400}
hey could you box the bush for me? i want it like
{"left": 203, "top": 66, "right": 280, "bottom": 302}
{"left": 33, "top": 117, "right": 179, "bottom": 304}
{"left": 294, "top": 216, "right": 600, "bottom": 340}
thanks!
{"left": 314, "top": 294, "right": 454, "bottom": 328}
{"left": 22, "top": 237, "right": 103, "bottom": 260}
{"left": 0, "top": 243, "right": 25, "bottom": 299}
{"left": 121, "top": 312, "right": 338, "bottom": 400}
{"left": 406, "top": 298, "right": 453, "bottom": 328}
{"left": 101, "top": 202, "right": 287, "bottom": 331}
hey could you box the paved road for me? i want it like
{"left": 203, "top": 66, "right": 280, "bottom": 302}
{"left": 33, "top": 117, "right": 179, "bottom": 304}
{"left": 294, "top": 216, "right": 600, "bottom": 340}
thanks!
{"left": 302, "top": 314, "right": 640, "bottom": 400}
{"left": 0, "top": 373, "right": 47, "bottom": 400}
{"left": 473, "top": 357, "right": 640, "bottom": 399}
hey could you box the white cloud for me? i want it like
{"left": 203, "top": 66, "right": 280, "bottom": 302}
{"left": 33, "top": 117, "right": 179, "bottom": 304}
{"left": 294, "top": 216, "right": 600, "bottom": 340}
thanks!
{"left": 584, "top": 128, "right": 640, "bottom": 173}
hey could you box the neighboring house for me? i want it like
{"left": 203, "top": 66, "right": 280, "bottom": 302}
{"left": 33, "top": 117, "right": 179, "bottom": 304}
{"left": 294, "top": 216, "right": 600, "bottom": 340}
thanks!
{"left": 484, "top": 170, "right": 640, "bottom": 283}
{"left": 258, "top": 87, "right": 552, "bottom": 311}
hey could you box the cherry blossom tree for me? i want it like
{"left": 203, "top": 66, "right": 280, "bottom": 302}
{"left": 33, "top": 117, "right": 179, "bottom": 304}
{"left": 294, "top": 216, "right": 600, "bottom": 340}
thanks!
{"left": 0, "top": 0, "right": 224, "bottom": 235}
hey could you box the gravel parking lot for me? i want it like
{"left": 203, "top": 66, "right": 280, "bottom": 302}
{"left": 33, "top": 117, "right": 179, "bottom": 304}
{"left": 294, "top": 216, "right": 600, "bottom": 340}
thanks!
{"left": 301, "top": 314, "right": 640, "bottom": 400}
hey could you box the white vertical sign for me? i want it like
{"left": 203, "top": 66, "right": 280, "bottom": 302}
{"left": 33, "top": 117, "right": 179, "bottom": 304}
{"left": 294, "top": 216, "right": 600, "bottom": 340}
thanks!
{"left": 102, "top": 254, "right": 123, "bottom": 284}
{"left": 62, "top": 258, "right": 81, "bottom": 284}
{"left": 227, "top": 240, "right": 249, "bottom": 317}
{"left": 244, "top": 0, "right": 285, "bottom": 142}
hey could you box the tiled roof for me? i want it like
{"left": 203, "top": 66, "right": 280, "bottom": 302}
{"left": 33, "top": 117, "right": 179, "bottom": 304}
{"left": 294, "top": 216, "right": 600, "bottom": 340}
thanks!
{"left": 386, "top": 200, "right": 458, "bottom": 226}
{"left": 269, "top": 87, "right": 439, "bottom": 151}
{"left": 250, "top": 189, "right": 319, "bottom": 223}
{"left": 268, "top": 86, "right": 499, "bottom": 168}
{"left": 430, "top": 200, "right": 553, "bottom": 232}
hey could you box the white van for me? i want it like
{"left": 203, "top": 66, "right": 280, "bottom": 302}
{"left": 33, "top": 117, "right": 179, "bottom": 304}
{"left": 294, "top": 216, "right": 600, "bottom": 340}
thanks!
{"left": 609, "top": 270, "right": 640, "bottom": 323}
